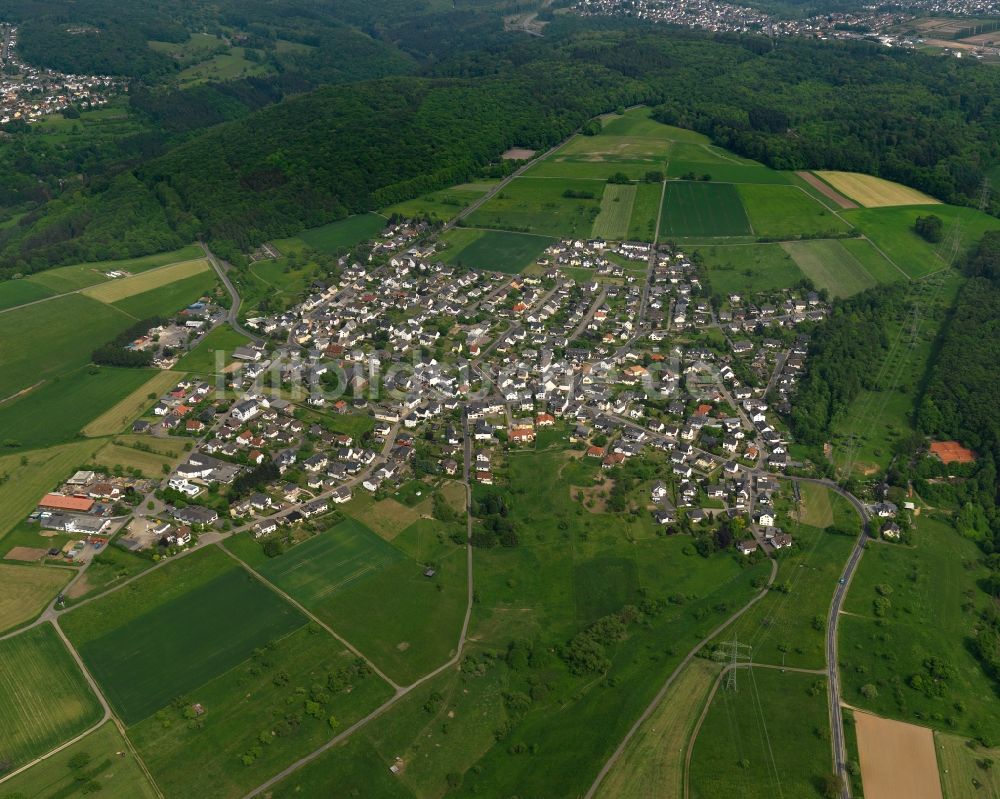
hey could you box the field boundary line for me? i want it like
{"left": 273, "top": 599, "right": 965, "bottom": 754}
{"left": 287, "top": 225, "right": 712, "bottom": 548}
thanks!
{"left": 216, "top": 543, "right": 402, "bottom": 691}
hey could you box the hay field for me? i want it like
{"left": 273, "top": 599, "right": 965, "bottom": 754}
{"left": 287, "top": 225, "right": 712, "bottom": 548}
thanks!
{"left": 854, "top": 711, "right": 943, "bottom": 799}
{"left": 796, "top": 481, "right": 834, "bottom": 528}
{"left": 81, "top": 258, "right": 210, "bottom": 303}
{"left": 815, "top": 171, "right": 941, "bottom": 208}
{"left": 595, "top": 659, "right": 722, "bottom": 799}
{"left": 0, "top": 624, "right": 104, "bottom": 770}
{"left": 0, "top": 563, "right": 70, "bottom": 632}
{"left": 82, "top": 370, "right": 182, "bottom": 437}
{"left": 591, "top": 184, "right": 637, "bottom": 240}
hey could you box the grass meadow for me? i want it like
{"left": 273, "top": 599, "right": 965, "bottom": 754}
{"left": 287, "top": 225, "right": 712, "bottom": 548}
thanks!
{"left": 842, "top": 204, "right": 1000, "bottom": 278}
{"left": 781, "top": 239, "right": 878, "bottom": 298}
{"left": 381, "top": 182, "right": 495, "bottom": 221}
{"left": 591, "top": 183, "right": 637, "bottom": 240}
{"left": 0, "top": 294, "right": 133, "bottom": 398}
{"left": 0, "top": 720, "right": 160, "bottom": 799}
{"left": 129, "top": 624, "right": 393, "bottom": 799}
{"left": 936, "top": 731, "right": 1000, "bottom": 799}
{"left": 441, "top": 228, "right": 554, "bottom": 273}
{"left": 256, "top": 517, "right": 469, "bottom": 684}
{"left": 841, "top": 513, "right": 1000, "bottom": 740}
{"left": 0, "top": 562, "right": 71, "bottom": 632}
{"left": 712, "top": 519, "right": 857, "bottom": 670}
{"left": 174, "top": 324, "right": 250, "bottom": 373}
{"left": 63, "top": 545, "right": 154, "bottom": 604}
{"left": 737, "top": 184, "right": 852, "bottom": 239}
{"left": 660, "top": 181, "right": 752, "bottom": 238}
{"left": 0, "top": 623, "right": 103, "bottom": 770}
{"left": 82, "top": 370, "right": 182, "bottom": 437}
{"left": 90, "top": 437, "right": 186, "bottom": 477}
{"left": 467, "top": 177, "right": 603, "bottom": 238}
{"left": 0, "top": 366, "right": 155, "bottom": 451}
{"left": 688, "top": 668, "right": 831, "bottom": 799}
{"left": 286, "top": 213, "right": 386, "bottom": 254}
{"left": 62, "top": 548, "right": 306, "bottom": 724}
{"left": 0, "top": 279, "right": 54, "bottom": 311}
{"left": 697, "top": 243, "right": 804, "bottom": 297}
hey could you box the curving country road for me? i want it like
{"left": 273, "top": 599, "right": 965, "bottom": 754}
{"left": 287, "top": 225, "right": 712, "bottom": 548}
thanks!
{"left": 198, "top": 241, "right": 262, "bottom": 343}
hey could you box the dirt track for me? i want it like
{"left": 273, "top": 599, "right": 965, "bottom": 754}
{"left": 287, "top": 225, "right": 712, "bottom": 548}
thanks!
{"left": 854, "top": 711, "right": 943, "bottom": 799}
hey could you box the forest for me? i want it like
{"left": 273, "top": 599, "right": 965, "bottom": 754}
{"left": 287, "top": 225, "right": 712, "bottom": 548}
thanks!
{"left": 3, "top": 8, "right": 1000, "bottom": 273}
{"left": 787, "top": 285, "right": 902, "bottom": 445}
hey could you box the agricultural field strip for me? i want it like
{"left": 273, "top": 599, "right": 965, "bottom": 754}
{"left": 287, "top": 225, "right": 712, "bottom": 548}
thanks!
{"left": 0, "top": 257, "right": 211, "bottom": 315}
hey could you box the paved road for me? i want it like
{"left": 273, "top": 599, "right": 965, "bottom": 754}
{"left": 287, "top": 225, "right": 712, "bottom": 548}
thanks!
{"left": 199, "top": 241, "right": 262, "bottom": 343}
{"left": 784, "top": 475, "right": 869, "bottom": 799}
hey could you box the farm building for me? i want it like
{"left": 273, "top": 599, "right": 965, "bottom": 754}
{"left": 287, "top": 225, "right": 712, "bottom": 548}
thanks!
{"left": 39, "top": 494, "right": 94, "bottom": 513}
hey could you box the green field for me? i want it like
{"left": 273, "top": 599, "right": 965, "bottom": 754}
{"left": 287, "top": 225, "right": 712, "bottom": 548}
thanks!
{"left": 781, "top": 239, "right": 878, "bottom": 298}
{"left": 62, "top": 548, "right": 306, "bottom": 724}
{"left": 737, "top": 184, "right": 852, "bottom": 239}
{"left": 467, "top": 177, "right": 603, "bottom": 238}
{"left": 381, "top": 182, "right": 495, "bottom": 221}
{"left": 936, "top": 731, "right": 1000, "bottom": 799}
{"left": 174, "top": 324, "right": 250, "bottom": 373}
{"left": 0, "top": 624, "right": 104, "bottom": 770}
{"left": 842, "top": 204, "right": 1000, "bottom": 278}
{"left": 688, "top": 668, "right": 831, "bottom": 799}
{"left": 286, "top": 213, "right": 387, "bottom": 254}
{"left": 841, "top": 514, "right": 1000, "bottom": 740}
{"left": 0, "top": 294, "right": 134, "bottom": 398}
{"left": 129, "top": 624, "right": 393, "bottom": 799}
{"left": 64, "top": 545, "right": 154, "bottom": 605}
{"left": 841, "top": 237, "right": 907, "bottom": 283}
{"left": 697, "top": 243, "right": 805, "bottom": 297}
{"left": 255, "top": 517, "right": 469, "bottom": 684}
{"left": 591, "top": 184, "right": 637, "bottom": 240}
{"left": 0, "top": 366, "right": 155, "bottom": 451}
{"left": 660, "top": 182, "right": 752, "bottom": 238}
{"left": 90, "top": 438, "right": 185, "bottom": 477}
{"left": 176, "top": 48, "right": 273, "bottom": 86}
{"left": 524, "top": 110, "right": 670, "bottom": 180}
{"left": 0, "top": 562, "right": 70, "bottom": 633}
{"left": 25, "top": 245, "right": 204, "bottom": 294}
{"left": 713, "top": 519, "right": 857, "bottom": 670}
{"left": 440, "top": 228, "right": 554, "bottom": 273}
{"left": 255, "top": 518, "right": 406, "bottom": 603}
{"left": 0, "top": 279, "right": 55, "bottom": 311}
{"left": 627, "top": 181, "right": 663, "bottom": 241}
{"left": 0, "top": 720, "right": 160, "bottom": 799}
{"left": 110, "top": 269, "right": 219, "bottom": 319}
